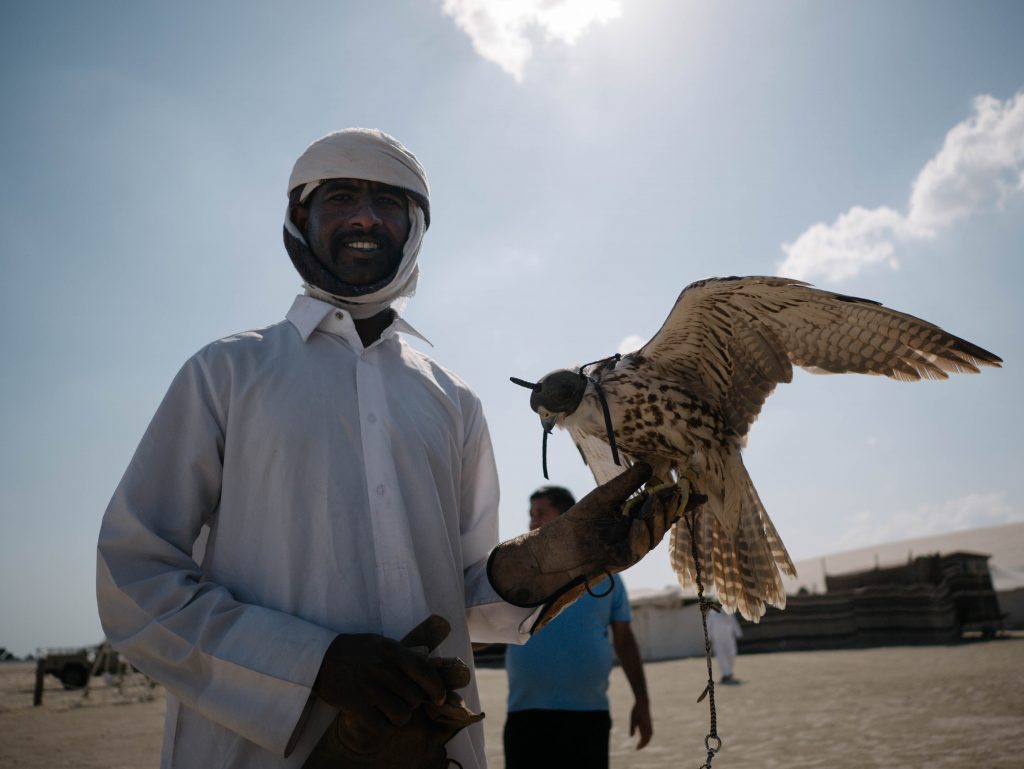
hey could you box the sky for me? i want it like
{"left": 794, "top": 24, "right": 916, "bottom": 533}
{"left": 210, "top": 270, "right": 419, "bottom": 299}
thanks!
{"left": 1, "top": 0, "right": 1022, "bottom": 657}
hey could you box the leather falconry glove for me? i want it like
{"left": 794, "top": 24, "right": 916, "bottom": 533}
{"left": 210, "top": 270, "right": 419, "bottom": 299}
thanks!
{"left": 487, "top": 463, "right": 705, "bottom": 632}
{"left": 303, "top": 614, "right": 483, "bottom": 769}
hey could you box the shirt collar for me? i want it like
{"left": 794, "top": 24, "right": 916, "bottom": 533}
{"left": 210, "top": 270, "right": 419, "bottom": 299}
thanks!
{"left": 286, "top": 294, "right": 432, "bottom": 347}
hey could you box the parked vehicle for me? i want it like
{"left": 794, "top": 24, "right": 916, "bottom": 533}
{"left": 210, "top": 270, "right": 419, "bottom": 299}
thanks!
{"left": 40, "top": 644, "right": 125, "bottom": 690}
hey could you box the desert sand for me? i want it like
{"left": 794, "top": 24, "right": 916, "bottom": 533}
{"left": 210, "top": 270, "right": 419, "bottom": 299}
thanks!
{"left": 2, "top": 637, "right": 1022, "bottom": 768}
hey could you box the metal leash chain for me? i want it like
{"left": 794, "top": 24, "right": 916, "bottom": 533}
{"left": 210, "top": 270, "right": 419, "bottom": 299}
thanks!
{"left": 685, "top": 509, "right": 722, "bottom": 768}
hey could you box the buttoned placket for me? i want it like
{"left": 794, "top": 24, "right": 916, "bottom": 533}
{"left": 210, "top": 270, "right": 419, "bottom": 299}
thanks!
{"left": 309, "top": 305, "right": 432, "bottom": 636}
{"left": 349, "top": 329, "right": 429, "bottom": 638}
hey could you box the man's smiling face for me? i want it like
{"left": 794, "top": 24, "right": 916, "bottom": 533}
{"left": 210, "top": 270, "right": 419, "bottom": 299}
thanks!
{"left": 295, "top": 178, "right": 412, "bottom": 287}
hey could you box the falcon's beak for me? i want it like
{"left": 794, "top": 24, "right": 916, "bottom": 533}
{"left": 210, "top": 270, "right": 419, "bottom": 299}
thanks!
{"left": 537, "top": 406, "right": 558, "bottom": 433}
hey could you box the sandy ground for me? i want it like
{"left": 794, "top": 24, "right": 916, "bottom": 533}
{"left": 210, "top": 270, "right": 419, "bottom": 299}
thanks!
{"left": 2, "top": 637, "right": 1022, "bottom": 768}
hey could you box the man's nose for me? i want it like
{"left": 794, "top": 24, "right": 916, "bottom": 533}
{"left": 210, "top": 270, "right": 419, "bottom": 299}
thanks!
{"left": 348, "top": 196, "right": 383, "bottom": 228}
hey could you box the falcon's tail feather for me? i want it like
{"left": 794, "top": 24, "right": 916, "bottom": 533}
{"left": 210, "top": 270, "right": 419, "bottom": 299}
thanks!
{"left": 669, "top": 457, "right": 795, "bottom": 622}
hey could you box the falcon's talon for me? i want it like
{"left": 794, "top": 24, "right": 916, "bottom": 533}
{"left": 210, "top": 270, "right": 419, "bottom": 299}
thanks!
{"left": 621, "top": 491, "right": 649, "bottom": 519}
{"left": 678, "top": 469, "right": 700, "bottom": 487}
{"left": 638, "top": 481, "right": 679, "bottom": 505}
{"left": 625, "top": 476, "right": 682, "bottom": 510}
{"left": 646, "top": 479, "right": 680, "bottom": 496}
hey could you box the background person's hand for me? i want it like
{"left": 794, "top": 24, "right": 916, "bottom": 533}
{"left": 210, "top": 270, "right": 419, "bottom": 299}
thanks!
{"left": 630, "top": 697, "right": 653, "bottom": 749}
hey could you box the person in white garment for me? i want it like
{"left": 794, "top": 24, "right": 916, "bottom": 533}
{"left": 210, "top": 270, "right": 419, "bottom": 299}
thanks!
{"left": 96, "top": 128, "right": 681, "bottom": 769}
{"left": 707, "top": 609, "right": 743, "bottom": 684}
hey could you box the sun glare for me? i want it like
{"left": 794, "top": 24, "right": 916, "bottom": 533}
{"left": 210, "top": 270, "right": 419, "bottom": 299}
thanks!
{"left": 537, "top": 0, "right": 623, "bottom": 45}
{"left": 443, "top": 0, "right": 625, "bottom": 81}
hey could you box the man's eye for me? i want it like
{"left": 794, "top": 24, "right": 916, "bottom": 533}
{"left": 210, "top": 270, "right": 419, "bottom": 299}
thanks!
{"left": 377, "top": 196, "right": 403, "bottom": 207}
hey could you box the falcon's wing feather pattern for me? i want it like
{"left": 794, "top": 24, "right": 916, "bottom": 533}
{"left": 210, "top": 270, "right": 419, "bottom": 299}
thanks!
{"left": 567, "top": 424, "right": 635, "bottom": 486}
{"left": 639, "top": 276, "right": 1002, "bottom": 437}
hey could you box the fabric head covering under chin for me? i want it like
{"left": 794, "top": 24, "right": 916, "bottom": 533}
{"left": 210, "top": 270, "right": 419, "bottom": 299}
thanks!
{"left": 283, "top": 128, "right": 430, "bottom": 319}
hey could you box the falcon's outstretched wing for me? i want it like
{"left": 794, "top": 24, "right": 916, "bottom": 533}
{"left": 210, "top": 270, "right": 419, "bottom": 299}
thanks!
{"left": 637, "top": 276, "right": 1002, "bottom": 438}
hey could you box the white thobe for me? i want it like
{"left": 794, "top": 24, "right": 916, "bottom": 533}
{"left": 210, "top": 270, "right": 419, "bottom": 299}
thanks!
{"left": 96, "top": 295, "right": 533, "bottom": 769}
{"left": 707, "top": 611, "right": 742, "bottom": 678}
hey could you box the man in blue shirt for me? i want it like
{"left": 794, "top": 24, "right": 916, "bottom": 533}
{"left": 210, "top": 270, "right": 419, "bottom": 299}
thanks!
{"left": 503, "top": 486, "right": 653, "bottom": 769}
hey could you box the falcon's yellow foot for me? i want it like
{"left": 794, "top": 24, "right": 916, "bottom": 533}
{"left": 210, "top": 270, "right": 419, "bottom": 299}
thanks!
{"left": 625, "top": 472, "right": 706, "bottom": 521}
{"left": 674, "top": 471, "right": 705, "bottom": 512}
{"left": 621, "top": 478, "right": 668, "bottom": 519}
{"left": 677, "top": 468, "right": 700, "bottom": 492}
{"left": 648, "top": 479, "right": 678, "bottom": 495}
{"left": 622, "top": 476, "right": 691, "bottom": 519}
{"left": 650, "top": 469, "right": 699, "bottom": 501}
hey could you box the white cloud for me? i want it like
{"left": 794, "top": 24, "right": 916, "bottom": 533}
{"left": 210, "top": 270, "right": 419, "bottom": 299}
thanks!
{"left": 617, "top": 333, "right": 646, "bottom": 355}
{"left": 780, "top": 91, "right": 1024, "bottom": 282}
{"left": 442, "top": 0, "right": 623, "bottom": 81}
{"left": 838, "top": 491, "right": 1019, "bottom": 551}
{"left": 779, "top": 205, "right": 906, "bottom": 283}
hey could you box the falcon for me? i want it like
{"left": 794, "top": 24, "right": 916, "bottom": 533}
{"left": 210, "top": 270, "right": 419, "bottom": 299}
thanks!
{"left": 511, "top": 276, "right": 1001, "bottom": 621}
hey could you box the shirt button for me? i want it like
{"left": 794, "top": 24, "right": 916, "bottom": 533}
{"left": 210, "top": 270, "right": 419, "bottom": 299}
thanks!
{"left": 334, "top": 311, "right": 343, "bottom": 320}
{"left": 367, "top": 413, "right": 378, "bottom": 423}
{"left": 376, "top": 484, "right": 385, "bottom": 496}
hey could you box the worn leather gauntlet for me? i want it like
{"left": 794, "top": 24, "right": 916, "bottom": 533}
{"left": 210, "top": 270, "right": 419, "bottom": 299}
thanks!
{"left": 487, "top": 463, "right": 703, "bottom": 632}
{"left": 303, "top": 615, "right": 482, "bottom": 769}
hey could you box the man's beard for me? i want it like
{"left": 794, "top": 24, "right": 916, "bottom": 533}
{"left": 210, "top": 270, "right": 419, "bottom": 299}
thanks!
{"left": 284, "top": 225, "right": 403, "bottom": 298}
{"left": 323, "top": 229, "right": 404, "bottom": 286}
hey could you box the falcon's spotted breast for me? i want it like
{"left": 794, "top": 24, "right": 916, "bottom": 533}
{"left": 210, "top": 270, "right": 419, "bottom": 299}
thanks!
{"left": 514, "top": 276, "right": 1001, "bottom": 621}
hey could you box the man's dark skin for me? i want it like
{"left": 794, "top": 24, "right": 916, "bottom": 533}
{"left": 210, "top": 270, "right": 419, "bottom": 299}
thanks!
{"left": 291, "top": 177, "right": 448, "bottom": 741}
{"left": 290, "top": 178, "right": 413, "bottom": 349}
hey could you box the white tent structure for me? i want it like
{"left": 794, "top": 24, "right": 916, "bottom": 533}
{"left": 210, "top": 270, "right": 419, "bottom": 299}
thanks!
{"left": 628, "top": 589, "right": 706, "bottom": 662}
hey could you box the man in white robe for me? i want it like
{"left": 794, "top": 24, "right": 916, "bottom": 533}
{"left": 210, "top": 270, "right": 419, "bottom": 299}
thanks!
{"left": 707, "top": 610, "right": 743, "bottom": 684}
{"left": 96, "top": 129, "right": 678, "bottom": 769}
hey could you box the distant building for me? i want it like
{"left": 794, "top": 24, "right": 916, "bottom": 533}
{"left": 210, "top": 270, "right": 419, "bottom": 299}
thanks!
{"left": 624, "top": 523, "right": 1023, "bottom": 662}
{"left": 740, "top": 551, "right": 1005, "bottom": 653}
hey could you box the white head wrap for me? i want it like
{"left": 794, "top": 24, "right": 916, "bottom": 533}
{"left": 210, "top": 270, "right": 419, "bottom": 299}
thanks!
{"left": 284, "top": 128, "right": 430, "bottom": 319}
